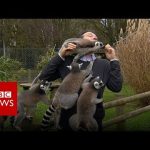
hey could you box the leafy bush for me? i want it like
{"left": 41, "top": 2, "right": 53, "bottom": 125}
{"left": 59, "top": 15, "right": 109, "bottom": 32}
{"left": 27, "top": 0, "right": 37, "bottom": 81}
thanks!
{"left": 0, "top": 56, "right": 28, "bottom": 81}
{"left": 36, "top": 47, "right": 56, "bottom": 71}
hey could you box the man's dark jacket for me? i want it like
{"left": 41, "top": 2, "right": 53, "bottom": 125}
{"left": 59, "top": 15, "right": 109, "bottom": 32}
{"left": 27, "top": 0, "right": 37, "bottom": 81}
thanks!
{"left": 39, "top": 54, "right": 123, "bottom": 99}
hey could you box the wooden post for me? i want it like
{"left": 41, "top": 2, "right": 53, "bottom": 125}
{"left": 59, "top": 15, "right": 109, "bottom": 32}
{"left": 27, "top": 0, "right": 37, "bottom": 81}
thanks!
{"left": 116, "top": 104, "right": 126, "bottom": 131}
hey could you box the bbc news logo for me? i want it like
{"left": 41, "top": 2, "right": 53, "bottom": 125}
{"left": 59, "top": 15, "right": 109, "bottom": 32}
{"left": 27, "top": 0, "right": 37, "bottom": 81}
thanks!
{"left": 0, "top": 82, "right": 17, "bottom": 116}
{"left": 0, "top": 91, "right": 12, "bottom": 98}
{"left": 0, "top": 91, "right": 13, "bottom": 106}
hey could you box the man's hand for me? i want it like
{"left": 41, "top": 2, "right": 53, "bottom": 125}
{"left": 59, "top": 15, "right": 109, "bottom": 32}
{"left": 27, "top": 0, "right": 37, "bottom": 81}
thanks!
{"left": 104, "top": 44, "right": 118, "bottom": 60}
{"left": 59, "top": 43, "right": 77, "bottom": 59}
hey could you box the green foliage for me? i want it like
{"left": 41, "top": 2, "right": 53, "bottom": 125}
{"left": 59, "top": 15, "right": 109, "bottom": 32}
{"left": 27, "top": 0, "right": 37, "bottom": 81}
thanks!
{"left": 0, "top": 56, "right": 28, "bottom": 81}
{"left": 36, "top": 47, "right": 56, "bottom": 71}
{"left": 12, "top": 67, "right": 28, "bottom": 81}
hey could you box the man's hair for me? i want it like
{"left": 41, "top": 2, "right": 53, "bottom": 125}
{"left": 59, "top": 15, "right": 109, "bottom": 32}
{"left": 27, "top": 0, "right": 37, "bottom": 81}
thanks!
{"left": 77, "top": 30, "right": 97, "bottom": 38}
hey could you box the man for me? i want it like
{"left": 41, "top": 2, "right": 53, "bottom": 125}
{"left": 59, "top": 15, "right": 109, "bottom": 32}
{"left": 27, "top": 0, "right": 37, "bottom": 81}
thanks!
{"left": 39, "top": 31, "right": 123, "bottom": 131}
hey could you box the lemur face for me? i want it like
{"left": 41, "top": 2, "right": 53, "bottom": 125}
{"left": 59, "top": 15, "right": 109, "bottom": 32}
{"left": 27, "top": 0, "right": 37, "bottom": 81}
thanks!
{"left": 66, "top": 62, "right": 83, "bottom": 72}
{"left": 94, "top": 41, "right": 105, "bottom": 48}
{"left": 92, "top": 76, "right": 104, "bottom": 90}
{"left": 40, "top": 81, "right": 52, "bottom": 91}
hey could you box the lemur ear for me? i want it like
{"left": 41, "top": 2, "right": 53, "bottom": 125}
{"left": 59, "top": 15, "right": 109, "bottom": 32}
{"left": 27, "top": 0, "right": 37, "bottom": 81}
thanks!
{"left": 79, "top": 63, "right": 83, "bottom": 69}
{"left": 66, "top": 65, "right": 72, "bottom": 70}
{"left": 96, "top": 76, "right": 100, "bottom": 79}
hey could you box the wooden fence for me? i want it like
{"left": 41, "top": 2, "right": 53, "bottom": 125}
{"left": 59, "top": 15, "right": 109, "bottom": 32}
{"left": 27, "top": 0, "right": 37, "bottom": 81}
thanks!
{"left": 103, "top": 91, "right": 150, "bottom": 130}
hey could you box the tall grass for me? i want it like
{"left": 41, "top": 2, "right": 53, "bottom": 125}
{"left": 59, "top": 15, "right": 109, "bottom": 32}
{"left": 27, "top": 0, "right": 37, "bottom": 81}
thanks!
{"left": 115, "top": 19, "right": 150, "bottom": 106}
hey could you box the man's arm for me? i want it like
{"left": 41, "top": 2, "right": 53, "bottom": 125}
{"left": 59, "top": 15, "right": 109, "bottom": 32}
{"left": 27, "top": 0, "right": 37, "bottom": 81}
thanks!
{"left": 39, "top": 43, "right": 77, "bottom": 82}
{"left": 106, "top": 60, "right": 123, "bottom": 92}
{"left": 39, "top": 54, "right": 64, "bottom": 82}
{"left": 105, "top": 44, "right": 123, "bottom": 92}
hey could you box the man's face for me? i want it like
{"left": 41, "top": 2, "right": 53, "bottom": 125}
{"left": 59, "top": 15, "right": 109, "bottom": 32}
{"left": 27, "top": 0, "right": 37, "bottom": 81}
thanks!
{"left": 82, "top": 32, "right": 98, "bottom": 41}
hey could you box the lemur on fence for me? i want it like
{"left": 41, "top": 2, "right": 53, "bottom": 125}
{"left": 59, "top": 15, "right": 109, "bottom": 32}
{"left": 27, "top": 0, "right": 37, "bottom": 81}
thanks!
{"left": 0, "top": 80, "right": 51, "bottom": 131}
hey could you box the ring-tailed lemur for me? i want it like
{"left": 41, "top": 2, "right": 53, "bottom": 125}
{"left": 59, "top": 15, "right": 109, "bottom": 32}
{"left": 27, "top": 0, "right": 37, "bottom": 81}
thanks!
{"left": 14, "top": 80, "right": 52, "bottom": 131}
{"left": 69, "top": 75, "right": 104, "bottom": 132}
{"left": 61, "top": 38, "right": 104, "bottom": 62}
{"left": 41, "top": 61, "right": 94, "bottom": 131}
{"left": 0, "top": 80, "right": 52, "bottom": 131}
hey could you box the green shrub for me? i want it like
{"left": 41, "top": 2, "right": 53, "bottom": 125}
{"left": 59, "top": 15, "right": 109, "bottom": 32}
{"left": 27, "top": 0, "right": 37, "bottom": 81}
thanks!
{"left": 0, "top": 56, "right": 28, "bottom": 81}
{"left": 36, "top": 47, "right": 56, "bottom": 71}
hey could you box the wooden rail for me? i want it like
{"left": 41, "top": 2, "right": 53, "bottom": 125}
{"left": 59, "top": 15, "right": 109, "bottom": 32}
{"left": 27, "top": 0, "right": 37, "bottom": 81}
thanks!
{"left": 103, "top": 91, "right": 150, "bottom": 129}
{"left": 19, "top": 82, "right": 61, "bottom": 90}
{"left": 103, "top": 104, "right": 150, "bottom": 128}
{"left": 103, "top": 91, "right": 150, "bottom": 109}
{"left": 20, "top": 83, "right": 32, "bottom": 90}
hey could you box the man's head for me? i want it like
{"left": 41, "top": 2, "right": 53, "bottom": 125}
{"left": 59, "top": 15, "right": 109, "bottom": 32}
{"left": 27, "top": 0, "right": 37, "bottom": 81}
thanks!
{"left": 80, "top": 31, "right": 98, "bottom": 41}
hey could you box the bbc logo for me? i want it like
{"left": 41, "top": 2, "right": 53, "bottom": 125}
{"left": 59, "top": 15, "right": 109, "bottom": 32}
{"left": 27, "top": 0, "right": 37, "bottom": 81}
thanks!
{"left": 0, "top": 91, "right": 12, "bottom": 98}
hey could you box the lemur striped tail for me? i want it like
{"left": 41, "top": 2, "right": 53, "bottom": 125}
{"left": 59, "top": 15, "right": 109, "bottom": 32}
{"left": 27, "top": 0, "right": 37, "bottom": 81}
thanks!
{"left": 41, "top": 104, "right": 56, "bottom": 131}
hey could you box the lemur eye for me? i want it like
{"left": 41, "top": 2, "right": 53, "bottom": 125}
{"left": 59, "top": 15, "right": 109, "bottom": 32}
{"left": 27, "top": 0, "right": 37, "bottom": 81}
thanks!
{"left": 95, "top": 42, "right": 100, "bottom": 46}
{"left": 95, "top": 41, "right": 104, "bottom": 48}
{"left": 94, "top": 81, "right": 100, "bottom": 89}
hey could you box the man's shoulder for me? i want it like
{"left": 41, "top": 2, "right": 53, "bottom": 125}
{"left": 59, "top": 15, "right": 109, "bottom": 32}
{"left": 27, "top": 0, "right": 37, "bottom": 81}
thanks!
{"left": 95, "top": 58, "right": 110, "bottom": 65}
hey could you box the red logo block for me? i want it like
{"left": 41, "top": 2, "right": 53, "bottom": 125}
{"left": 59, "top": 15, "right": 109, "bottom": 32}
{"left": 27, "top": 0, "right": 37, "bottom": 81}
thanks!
{"left": 0, "top": 82, "right": 17, "bottom": 116}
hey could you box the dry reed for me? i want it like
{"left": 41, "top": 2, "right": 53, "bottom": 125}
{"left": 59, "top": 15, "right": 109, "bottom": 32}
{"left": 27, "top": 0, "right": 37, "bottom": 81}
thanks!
{"left": 115, "top": 19, "right": 150, "bottom": 106}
